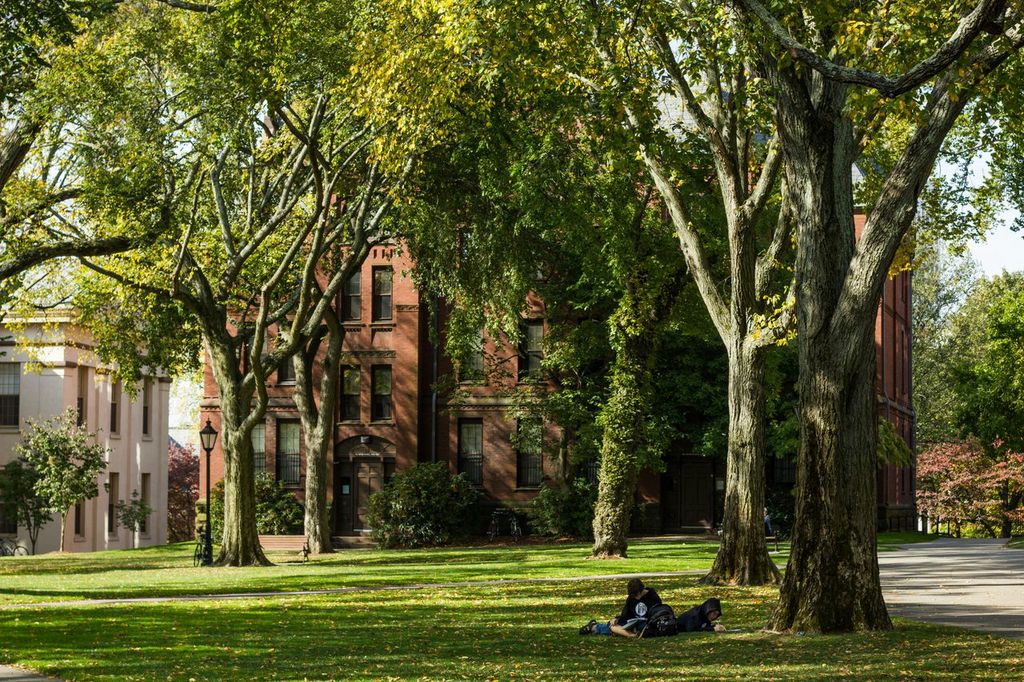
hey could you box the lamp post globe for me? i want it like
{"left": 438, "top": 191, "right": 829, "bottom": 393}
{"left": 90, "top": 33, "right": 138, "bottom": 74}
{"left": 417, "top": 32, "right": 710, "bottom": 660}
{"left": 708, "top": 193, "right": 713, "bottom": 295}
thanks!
{"left": 199, "top": 419, "right": 218, "bottom": 566}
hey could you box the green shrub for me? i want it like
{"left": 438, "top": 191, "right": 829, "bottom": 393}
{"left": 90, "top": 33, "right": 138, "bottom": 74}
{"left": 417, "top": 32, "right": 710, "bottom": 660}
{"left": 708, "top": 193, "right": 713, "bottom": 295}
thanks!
{"left": 527, "top": 477, "right": 597, "bottom": 539}
{"left": 367, "top": 463, "right": 479, "bottom": 548}
{"left": 208, "top": 473, "right": 305, "bottom": 540}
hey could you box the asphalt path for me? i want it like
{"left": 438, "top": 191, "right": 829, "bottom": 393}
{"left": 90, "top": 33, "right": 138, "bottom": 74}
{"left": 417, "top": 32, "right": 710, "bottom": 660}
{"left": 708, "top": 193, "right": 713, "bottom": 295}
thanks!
{"left": 879, "top": 537, "right": 1024, "bottom": 639}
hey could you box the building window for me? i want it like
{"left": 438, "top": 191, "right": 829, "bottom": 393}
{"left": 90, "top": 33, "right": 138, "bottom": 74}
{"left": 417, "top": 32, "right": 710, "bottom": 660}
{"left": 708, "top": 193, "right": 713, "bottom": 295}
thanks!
{"left": 458, "top": 418, "right": 483, "bottom": 485}
{"left": 107, "top": 471, "right": 119, "bottom": 535}
{"left": 371, "top": 365, "right": 392, "bottom": 421}
{"left": 73, "top": 500, "right": 84, "bottom": 537}
{"left": 277, "top": 421, "right": 301, "bottom": 485}
{"left": 372, "top": 266, "right": 393, "bottom": 321}
{"left": 341, "top": 367, "right": 360, "bottom": 422}
{"left": 0, "top": 363, "right": 19, "bottom": 427}
{"left": 110, "top": 380, "right": 121, "bottom": 434}
{"left": 77, "top": 366, "right": 89, "bottom": 426}
{"left": 277, "top": 357, "right": 295, "bottom": 384}
{"left": 140, "top": 473, "right": 151, "bottom": 534}
{"left": 142, "top": 377, "right": 152, "bottom": 436}
{"left": 518, "top": 320, "right": 544, "bottom": 380}
{"left": 342, "top": 271, "right": 361, "bottom": 321}
{"left": 582, "top": 459, "right": 600, "bottom": 486}
{"left": 516, "top": 419, "right": 543, "bottom": 488}
{"left": 460, "top": 329, "right": 485, "bottom": 383}
{"left": 252, "top": 423, "right": 267, "bottom": 475}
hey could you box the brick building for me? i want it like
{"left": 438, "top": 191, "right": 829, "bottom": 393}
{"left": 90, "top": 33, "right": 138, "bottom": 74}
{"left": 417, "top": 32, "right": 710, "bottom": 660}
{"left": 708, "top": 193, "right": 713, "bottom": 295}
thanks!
{"left": 199, "top": 246, "right": 551, "bottom": 536}
{"left": 200, "top": 221, "right": 915, "bottom": 537}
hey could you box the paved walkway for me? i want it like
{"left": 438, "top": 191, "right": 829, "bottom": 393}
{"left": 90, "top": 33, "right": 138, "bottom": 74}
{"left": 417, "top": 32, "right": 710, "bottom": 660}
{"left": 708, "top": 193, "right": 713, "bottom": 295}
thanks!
{"left": 879, "top": 537, "right": 1024, "bottom": 639}
{"left": 0, "top": 665, "right": 59, "bottom": 681}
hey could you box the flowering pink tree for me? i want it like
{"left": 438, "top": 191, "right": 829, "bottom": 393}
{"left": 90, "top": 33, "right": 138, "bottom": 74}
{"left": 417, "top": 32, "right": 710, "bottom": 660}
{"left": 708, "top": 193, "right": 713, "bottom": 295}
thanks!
{"left": 917, "top": 439, "right": 1024, "bottom": 537}
{"left": 167, "top": 441, "right": 199, "bottom": 543}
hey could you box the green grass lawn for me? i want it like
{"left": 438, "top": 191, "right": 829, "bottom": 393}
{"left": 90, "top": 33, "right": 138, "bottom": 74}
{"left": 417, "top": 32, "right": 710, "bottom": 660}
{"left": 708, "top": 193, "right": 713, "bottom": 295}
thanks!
{"left": 0, "top": 539, "right": 733, "bottom": 605}
{"left": 2, "top": 578, "right": 1021, "bottom": 680}
{"left": 5, "top": 532, "right": 1017, "bottom": 680}
{"left": 876, "top": 531, "right": 941, "bottom": 549}
{"left": 0, "top": 531, "right": 936, "bottom": 606}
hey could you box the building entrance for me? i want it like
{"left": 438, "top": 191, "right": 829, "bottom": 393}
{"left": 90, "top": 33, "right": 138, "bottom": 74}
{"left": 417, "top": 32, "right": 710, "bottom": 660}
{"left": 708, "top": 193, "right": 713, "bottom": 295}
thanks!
{"left": 333, "top": 436, "right": 395, "bottom": 535}
{"left": 660, "top": 455, "right": 716, "bottom": 533}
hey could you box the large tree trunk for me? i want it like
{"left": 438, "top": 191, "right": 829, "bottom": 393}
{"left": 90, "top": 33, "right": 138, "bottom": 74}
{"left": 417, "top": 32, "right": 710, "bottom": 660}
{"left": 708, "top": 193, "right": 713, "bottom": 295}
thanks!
{"left": 207, "top": 337, "right": 269, "bottom": 567}
{"left": 704, "top": 341, "right": 780, "bottom": 585}
{"left": 293, "top": 317, "right": 343, "bottom": 555}
{"left": 768, "top": 81, "right": 890, "bottom": 630}
{"left": 591, "top": 294, "right": 657, "bottom": 558}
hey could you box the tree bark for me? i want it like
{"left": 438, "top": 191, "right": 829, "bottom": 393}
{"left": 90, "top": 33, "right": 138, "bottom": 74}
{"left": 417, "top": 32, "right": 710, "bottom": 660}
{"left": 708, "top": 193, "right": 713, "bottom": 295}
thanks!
{"left": 58, "top": 511, "right": 66, "bottom": 553}
{"left": 768, "top": 81, "right": 890, "bottom": 630}
{"left": 293, "top": 313, "right": 344, "bottom": 555}
{"left": 703, "top": 341, "right": 780, "bottom": 584}
{"left": 206, "top": 336, "right": 270, "bottom": 567}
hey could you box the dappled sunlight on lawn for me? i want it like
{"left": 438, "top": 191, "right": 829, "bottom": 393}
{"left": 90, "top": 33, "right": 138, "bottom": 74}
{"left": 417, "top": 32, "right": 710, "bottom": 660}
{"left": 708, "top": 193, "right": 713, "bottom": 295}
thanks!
{"left": 0, "top": 580, "right": 1019, "bottom": 680}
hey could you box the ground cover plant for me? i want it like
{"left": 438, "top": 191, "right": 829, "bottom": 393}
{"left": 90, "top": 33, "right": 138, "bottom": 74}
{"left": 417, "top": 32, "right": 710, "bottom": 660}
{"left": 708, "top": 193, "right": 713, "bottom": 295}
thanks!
{"left": 1, "top": 578, "right": 1022, "bottom": 680}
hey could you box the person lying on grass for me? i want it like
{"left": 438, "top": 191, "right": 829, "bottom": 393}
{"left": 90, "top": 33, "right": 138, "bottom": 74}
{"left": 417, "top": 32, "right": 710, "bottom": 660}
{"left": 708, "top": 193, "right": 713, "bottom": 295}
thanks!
{"left": 676, "top": 598, "right": 726, "bottom": 633}
{"left": 579, "top": 589, "right": 725, "bottom": 637}
{"left": 579, "top": 578, "right": 661, "bottom": 637}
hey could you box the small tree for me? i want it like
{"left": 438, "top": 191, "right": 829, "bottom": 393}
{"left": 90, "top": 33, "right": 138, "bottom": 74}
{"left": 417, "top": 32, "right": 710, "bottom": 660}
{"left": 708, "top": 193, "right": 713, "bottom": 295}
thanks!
{"left": 116, "top": 490, "right": 154, "bottom": 549}
{"left": 167, "top": 441, "right": 199, "bottom": 542}
{"left": 18, "top": 408, "right": 107, "bottom": 552}
{"left": 0, "top": 459, "right": 53, "bottom": 554}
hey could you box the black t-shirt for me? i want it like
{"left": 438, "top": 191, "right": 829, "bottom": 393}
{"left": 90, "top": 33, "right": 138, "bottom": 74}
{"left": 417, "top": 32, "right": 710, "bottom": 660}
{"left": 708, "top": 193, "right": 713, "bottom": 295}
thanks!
{"left": 615, "top": 588, "right": 662, "bottom": 625}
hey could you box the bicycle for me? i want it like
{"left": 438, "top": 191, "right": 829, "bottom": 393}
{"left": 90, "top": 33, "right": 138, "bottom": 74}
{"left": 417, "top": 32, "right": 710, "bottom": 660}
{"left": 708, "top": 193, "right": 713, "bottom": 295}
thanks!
{"left": 0, "top": 538, "right": 28, "bottom": 557}
{"left": 487, "top": 508, "right": 523, "bottom": 543}
{"left": 193, "top": 536, "right": 204, "bottom": 567}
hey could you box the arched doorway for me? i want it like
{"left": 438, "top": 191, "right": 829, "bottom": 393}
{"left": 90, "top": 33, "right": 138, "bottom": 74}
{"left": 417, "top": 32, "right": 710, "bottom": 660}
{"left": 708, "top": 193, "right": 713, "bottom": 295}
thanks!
{"left": 333, "top": 436, "right": 396, "bottom": 535}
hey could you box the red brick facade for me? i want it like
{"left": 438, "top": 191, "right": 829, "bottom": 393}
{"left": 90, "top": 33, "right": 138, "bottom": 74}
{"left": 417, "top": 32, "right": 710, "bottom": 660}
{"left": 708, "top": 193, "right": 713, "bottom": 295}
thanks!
{"left": 199, "top": 245, "right": 553, "bottom": 535}
{"left": 201, "top": 221, "right": 915, "bottom": 536}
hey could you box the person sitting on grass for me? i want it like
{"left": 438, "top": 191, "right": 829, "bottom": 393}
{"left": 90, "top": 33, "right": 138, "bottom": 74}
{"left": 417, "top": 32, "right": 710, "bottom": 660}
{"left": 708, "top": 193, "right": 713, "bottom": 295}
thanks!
{"left": 579, "top": 578, "right": 661, "bottom": 637}
{"left": 676, "top": 597, "right": 726, "bottom": 632}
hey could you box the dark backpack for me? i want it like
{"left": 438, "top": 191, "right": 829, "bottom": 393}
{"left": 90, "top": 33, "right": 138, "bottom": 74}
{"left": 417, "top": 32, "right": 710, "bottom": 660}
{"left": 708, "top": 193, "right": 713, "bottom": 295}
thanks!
{"left": 641, "top": 603, "right": 678, "bottom": 638}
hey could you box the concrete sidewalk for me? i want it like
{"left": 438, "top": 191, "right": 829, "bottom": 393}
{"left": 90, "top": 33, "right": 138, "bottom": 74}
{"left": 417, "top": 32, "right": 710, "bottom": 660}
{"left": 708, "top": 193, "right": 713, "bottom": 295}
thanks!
{"left": 0, "top": 665, "right": 59, "bottom": 681}
{"left": 879, "top": 537, "right": 1024, "bottom": 639}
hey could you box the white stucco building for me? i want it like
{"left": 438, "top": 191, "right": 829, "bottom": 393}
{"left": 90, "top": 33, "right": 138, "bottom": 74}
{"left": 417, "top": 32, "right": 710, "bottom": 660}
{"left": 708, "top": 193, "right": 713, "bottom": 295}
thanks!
{"left": 0, "top": 317, "right": 170, "bottom": 553}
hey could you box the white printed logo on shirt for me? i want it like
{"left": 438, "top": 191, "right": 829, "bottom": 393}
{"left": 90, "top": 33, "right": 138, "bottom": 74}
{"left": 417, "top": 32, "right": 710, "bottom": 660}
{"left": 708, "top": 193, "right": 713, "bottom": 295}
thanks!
{"left": 635, "top": 602, "right": 648, "bottom": 617}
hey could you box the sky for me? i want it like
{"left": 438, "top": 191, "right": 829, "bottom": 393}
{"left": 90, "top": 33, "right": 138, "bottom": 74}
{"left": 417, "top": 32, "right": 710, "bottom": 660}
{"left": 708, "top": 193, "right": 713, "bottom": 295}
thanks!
{"left": 967, "top": 213, "right": 1024, "bottom": 277}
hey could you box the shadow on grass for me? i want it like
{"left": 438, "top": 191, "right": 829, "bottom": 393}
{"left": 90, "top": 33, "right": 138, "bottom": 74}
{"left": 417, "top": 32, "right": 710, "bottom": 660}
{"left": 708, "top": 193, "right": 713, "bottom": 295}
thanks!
{"left": 1, "top": 582, "right": 1022, "bottom": 680}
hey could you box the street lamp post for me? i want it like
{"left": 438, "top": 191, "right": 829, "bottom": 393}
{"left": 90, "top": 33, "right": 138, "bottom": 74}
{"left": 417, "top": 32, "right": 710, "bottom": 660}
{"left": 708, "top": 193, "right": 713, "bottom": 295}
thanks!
{"left": 199, "top": 419, "right": 218, "bottom": 566}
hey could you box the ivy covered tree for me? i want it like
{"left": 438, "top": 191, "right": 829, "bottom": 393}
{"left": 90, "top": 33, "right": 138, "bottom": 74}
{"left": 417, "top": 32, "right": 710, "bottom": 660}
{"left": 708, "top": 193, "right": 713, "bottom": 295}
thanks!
{"left": 17, "top": 409, "right": 106, "bottom": 552}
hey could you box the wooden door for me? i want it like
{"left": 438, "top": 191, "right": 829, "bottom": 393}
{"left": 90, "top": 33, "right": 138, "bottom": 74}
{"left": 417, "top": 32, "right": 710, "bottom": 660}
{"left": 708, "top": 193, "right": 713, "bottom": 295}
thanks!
{"left": 354, "top": 461, "right": 383, "bottom": 531}
{"left": 679, "top": 457, "right": 714, "bottom": 531}
{"left": 334, "top": 461, "right": 353, "bottom": 535}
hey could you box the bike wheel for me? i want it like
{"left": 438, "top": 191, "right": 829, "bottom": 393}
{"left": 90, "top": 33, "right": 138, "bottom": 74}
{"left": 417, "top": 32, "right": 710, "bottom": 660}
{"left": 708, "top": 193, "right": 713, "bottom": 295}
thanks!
{"left": 193, "top": 542, "right": 203, "bottom": 567}
{"left": 13, "top": 545, "right": 28, "bottom": 556}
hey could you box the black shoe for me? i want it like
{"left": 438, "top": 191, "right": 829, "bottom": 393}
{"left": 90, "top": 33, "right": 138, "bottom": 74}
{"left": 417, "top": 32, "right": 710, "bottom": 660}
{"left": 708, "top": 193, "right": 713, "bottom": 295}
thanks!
{"left": 579, "top": 619, "right": 597, "bottom": 635}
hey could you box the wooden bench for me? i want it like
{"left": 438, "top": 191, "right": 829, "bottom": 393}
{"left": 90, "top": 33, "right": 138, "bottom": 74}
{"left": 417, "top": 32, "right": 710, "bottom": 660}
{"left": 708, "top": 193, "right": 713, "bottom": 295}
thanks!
{"left": 258, "top": 535, "right": 309, "bottom": 561}
{"left": 766, "top": 535, "right": 780, "bottom": 552}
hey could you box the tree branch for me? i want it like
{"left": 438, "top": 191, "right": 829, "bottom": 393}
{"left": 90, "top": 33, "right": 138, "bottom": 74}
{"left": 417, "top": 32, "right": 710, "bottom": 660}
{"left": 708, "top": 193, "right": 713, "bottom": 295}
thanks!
{"left": 734, "top": 0, "right": 1002, "bottom": 97}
